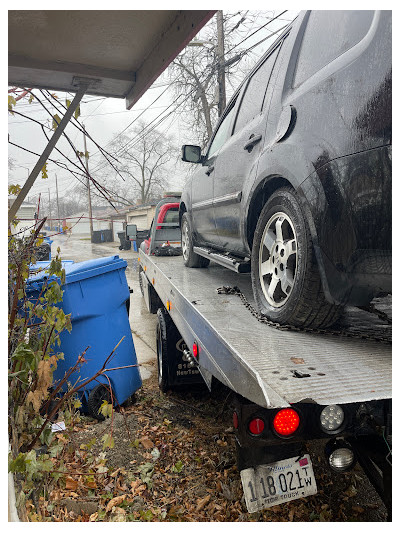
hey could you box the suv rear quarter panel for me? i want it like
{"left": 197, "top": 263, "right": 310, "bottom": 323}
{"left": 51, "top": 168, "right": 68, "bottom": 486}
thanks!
{"left": 245, "top": 10, "right": 391, "bottom": 304}
{"left": 279, "top": 11, "right": 391, "bottom": 161}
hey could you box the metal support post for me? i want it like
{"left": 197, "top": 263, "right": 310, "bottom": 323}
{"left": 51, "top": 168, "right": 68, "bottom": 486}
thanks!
{"left": 83, "top": 125, "right": 94, "bottom": 241}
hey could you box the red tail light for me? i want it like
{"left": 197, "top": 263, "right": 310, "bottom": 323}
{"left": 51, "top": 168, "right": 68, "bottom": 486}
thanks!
{"left": 273, "top": 408, "right": 300, "bottom": 436}
{"left": 248, "top": 417, "right": 265, "bottom": 435}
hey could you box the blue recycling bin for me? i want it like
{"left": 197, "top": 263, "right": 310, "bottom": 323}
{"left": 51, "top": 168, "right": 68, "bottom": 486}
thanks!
{"left": 26, "top": 255, "right": 141, "bottom": 415}
{"left": 44, "top": 236, "right": 53, "bottom": 248}
{"left": 30, "top": 259, "right": 74, "bottom": 272}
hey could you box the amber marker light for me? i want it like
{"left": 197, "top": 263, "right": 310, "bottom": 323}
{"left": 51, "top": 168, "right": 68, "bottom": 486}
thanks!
{"left": 192, "top": 342, "right": 199, "bottom": 359}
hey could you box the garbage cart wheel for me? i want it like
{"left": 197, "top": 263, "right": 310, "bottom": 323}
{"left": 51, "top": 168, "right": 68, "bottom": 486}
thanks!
{"left": 87, "top": 384, "right": 112, "bottom": 420}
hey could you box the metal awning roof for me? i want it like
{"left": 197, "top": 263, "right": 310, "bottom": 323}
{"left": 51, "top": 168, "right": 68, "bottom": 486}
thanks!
{"left": 8, "top": 10, "right": 215, "bottom": 108}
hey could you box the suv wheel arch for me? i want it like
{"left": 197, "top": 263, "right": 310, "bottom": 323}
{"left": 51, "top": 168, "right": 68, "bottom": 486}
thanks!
{"left": 179, "top": 202, "right": 187, "bottom": 228}
{"left": 246, "top": 176, "right": 292, "bottom": 250}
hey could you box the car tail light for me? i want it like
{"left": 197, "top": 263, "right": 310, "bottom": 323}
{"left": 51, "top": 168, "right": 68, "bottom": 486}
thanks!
{"left": 273, "top": 408, "right": 300, "bottom": 436}
{"left": 248, "top": 417, "right": 265, "bottom": 435}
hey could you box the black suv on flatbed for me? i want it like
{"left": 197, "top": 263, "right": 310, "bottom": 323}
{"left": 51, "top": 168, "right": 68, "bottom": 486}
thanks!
{"left": 180, "top": 10, "right": 392, "bottom": 328}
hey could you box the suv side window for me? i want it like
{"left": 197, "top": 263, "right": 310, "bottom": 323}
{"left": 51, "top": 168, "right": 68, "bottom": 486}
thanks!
{"left": 294, "top": 10, "right": 374, "bottom": 87}
{"left": 233, "top": 45, "right": 280, "bottom": 133}
{"left": 207, "top": 102, "right": 237, "bottom": 158}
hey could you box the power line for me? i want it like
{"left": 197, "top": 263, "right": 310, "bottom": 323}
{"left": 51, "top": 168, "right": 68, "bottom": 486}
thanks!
{"left": 88, "top": 83, "right": 173, "bottom": 160}
{"left": 90, "top": 91, "right": 189, "bottom": 174}
{"left": 226, "top": 10, "right": 287, "bottom": 54}
{"left": 9, "top": 105, "right": 170, "bottom": 124}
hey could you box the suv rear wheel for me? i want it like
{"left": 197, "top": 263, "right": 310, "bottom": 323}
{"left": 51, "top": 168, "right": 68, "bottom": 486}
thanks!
{"left": 251, "top": 187, "right": 341, "bottom": 328}
{"left": 181, "top": 212, "right": 210, "bottom": 268}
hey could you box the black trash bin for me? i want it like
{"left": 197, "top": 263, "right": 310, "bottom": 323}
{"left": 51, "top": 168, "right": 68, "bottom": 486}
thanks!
{"left": 117, "top": 232, "right": 131, "bottom": 250}
{"left": 91, "top": 230, "right": 102, "bottom": 243}
{"left": 102, "top": 229, "right": 113, "bottom": 242}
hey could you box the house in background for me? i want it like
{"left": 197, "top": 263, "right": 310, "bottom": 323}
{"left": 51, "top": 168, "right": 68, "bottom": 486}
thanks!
{"left": 67, "top": 201, "right": 158, "bottom": 241}
{"left": 8, "top": 197, "right": 37, "bottom": 237}
{"left": 66, "top": 206, "right": 114, "bottom": 237}
{"left": 126, "top": 201, "right": 158, "bottom": 231}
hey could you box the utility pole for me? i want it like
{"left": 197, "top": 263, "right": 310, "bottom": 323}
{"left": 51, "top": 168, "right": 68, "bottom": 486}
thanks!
{"left": 48, "top": 188, "right": 52, "bottom": 230}
{"left": 216, "top": 10, "right": 226, "bottom": 117}
{"left": 55, "top": 173, "right": 61, "bottom": 231}
{"left": 83, "top": 125, "right": 94, "bottom": 241}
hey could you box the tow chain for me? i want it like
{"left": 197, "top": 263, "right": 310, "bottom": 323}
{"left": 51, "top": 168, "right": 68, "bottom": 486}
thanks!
{"left": 358, "top": 303, "right": 392, "bottom": 325}
{"left": 216, "top": 285, "right": 391, "bottom": 344}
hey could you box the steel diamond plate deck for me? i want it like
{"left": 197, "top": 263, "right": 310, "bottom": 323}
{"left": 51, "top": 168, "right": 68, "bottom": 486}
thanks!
{"left": 141, "top": 254, "right": 391, "bottom": 408}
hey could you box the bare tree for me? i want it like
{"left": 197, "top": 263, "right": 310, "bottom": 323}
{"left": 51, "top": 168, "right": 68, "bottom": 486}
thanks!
{"left": 8, "top": 88, "right": 125, "bottom": 220}
{"left": 168, "top": 10, "right": 294, "bottom": 147}
{"left": 107, "top": 120, "right": 175, "bottom": 204}
{"left": 8, "top": 156, "right": 16, "bottom": 171}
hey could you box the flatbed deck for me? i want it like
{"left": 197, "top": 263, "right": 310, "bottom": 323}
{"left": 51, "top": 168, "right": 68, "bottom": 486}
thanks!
{"left": 140, "top": 252, "right": 391, "bottom": 408}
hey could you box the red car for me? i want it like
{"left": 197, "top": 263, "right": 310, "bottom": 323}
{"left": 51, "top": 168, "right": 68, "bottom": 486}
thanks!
{"left": 142, "top": 201, "right": 180, "bottom": 255}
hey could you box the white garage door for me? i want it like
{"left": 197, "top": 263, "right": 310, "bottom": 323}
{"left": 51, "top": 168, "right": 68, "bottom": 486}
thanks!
{"left": 128, "top": 214, "right": 148, "bottom": 229}
{"left": 113, "top": 220, "right": 125, "bottom": 241}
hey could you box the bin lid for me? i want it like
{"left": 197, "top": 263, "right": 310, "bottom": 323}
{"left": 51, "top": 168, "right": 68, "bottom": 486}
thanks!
{"left": 30, "top": 260, "right": 74, "bottom": 272}
{"left": 28, "top": 256, "right": 127, "bottom": 287}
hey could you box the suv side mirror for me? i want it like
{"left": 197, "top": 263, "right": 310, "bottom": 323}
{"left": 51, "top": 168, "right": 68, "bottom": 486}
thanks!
{"left": 125, "top": 223, "right": 137, "bottom": 240}
{"left": 181, "top": 145, "right": 203, "bottom": 163}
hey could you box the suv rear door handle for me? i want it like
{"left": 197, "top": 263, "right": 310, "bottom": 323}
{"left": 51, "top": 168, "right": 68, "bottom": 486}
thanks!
{"left": 244, "top": 134, "right": 262, "bottom": 152}
{"left": 206, "top": 165, "right": 215, "bottom": 176}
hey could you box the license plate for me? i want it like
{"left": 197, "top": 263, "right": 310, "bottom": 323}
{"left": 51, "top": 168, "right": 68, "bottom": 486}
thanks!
{"left": 240, "top": 454, "right": 317, "bottom": 513}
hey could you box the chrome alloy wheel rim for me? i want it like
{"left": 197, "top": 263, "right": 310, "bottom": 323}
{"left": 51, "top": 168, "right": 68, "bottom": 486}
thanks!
{"left": 181, "top": 220, "right": 189, "bottom": 261}
{"left": 259, "top": 212, "right": 297, "bottom": 308}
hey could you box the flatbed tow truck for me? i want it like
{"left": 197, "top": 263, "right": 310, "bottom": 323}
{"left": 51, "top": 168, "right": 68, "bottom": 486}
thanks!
{"left": 137, "top": 212, "right": 392, "bottom": 517}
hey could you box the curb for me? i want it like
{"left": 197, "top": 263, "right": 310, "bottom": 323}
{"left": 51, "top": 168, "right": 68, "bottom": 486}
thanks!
{"left": 8, "top": 470, "right": 20, "bottom": 522}
{"left": 8, "top": 443, "right": 20, "bottom": 522}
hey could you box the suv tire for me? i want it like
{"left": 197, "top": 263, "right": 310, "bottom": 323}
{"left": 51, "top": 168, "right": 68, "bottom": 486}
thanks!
{"left": 181, "top": 212, "right": 210, "bottom": 268}
{"left": 251, "top": 187, "right": 341, "bottom": 328}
